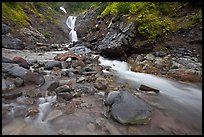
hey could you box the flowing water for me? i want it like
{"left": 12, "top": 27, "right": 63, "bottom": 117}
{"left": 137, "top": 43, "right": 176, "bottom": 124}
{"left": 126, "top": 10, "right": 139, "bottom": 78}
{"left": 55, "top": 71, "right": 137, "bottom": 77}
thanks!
{"left": 98, "top": 56, "right": 202, "bottom": 134}
{"left": 66, "top": 16, "right": 78, "bottom": 42}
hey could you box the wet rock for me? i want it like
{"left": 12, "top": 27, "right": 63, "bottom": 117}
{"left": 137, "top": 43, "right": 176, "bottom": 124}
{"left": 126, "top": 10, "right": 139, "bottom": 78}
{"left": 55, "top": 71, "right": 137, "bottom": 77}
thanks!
{"left": 25, "top": 88, "right": 42, "bottom": 98}
{"left": 111, "top": 91, "right": 152, "bottom": 125}
{"left": 54, "top": 85, "right": 73, "bottom": 94}
{"left": 2, "top": 63, "right": 28, "bottom": 78}
{"left": 2, "top": 35, "right": 25, "bottom": 50}
{"left": 3, "top": 79, "right": 16, "bottom": 90}
{"left": 54, "top": 52, "right": 82, "bottom": 61}
{"left": 12, "top": 57, "right": 30, "bottom": 69}
{"left": 47, "top": 81, "right": 59, "bottom": 91}
{"left": 105, "top": 91, "right": 120, "bottom": 106}
{"left": 57, "top": 92, "right": 73, "bottom": 101}
{"left": 2, "top": 56, "right": 12, "bottom": 63}
{"left": 2, "top": 23, "right": 11, "bottom": 35}
{"left": 154, "top": 57, "right": 163, "bottom": 67}
{"left": 94, "top": 77, "right": 108, "bottom": 90}
{"left": 59, "top": 79, "right": 75, "bottom": 86}
{"left": 25, "top": 106, "right": 39, "bottom": 117}
{"left": 139, "top": 84, "right": 159, "bottom": 93}
{"left": 74, "top": 84, "right": 96, "bottom": 95}
{"left": 144, "top": 53, "right": 155, "bottom": 61}
{"left": 22, "top": 71, "right": 45, "bottom": 86}
{"left": 44, "top": 60, "right": 62, "bottom": 70}
{"left": 69, "top": 45, "right": 92, "bottom": 54}
{"left": 27, "top": 59, "right": 38, "bottom": 66}
{"left": 14, "top": 77, "right": 24, "bottom": 87}
{"left": 3, "top": 89, "right": 22, "bottom": 100}
{"left": 72, "top": 60, "right": 85, "bottom": 68}
{"left": 76, "top": 76, "right": 86, "bottom": 83}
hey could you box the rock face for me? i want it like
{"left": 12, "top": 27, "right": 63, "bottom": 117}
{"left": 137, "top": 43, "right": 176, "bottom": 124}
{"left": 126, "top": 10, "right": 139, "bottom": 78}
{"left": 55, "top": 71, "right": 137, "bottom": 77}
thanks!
{"left": 110, "top": 91, "right": 152, "bottom": 125}
{"left": 2, "top": 35, "right": 25, "bottom": 50}
{"left": 22, "top": 71, "right": 45, "bottom": 86}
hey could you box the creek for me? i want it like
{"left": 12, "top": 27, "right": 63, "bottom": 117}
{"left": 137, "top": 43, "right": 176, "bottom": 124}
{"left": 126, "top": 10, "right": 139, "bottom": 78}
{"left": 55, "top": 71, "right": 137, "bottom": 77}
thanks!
{"left": 2, "top": 15, "right": 202, "bottom": 135}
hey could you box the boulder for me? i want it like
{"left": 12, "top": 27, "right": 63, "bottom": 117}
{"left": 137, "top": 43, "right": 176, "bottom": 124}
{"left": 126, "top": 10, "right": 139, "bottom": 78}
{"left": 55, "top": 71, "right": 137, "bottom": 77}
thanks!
{"left": 54, "top": 85, "right": 73, "bottom": 94}
{"left": 2, "top": 57, "right": 12, "bottom": 63}
{"left": 2, "top": 23, "right": 11, "bottom": 35}
{"left": 105, "top": 91, "right": 120, "bottom": 106}
{"left": 2, "top": 89, "right": 22, "bottom": 100}
{"left": 111, "top": 91, "right": 152, "bottom": 124}
{"left": 2, "top": 35, "right": 25, "bottom": 50}
{"left": 2, "top": 63, "right": 28, "bottom": 78}
{"left": 44, "top": 60, "right": 62, "bottom": 70}
{"left": 12, "top": 57, "right": 30, "bottom": 69}
{"left": 22, "top": 71, "right": 45, "bottom": 86}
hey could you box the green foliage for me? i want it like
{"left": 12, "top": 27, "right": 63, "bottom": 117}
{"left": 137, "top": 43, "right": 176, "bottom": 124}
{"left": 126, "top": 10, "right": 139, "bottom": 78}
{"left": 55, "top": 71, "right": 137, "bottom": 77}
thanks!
{"left": 2, "top": 2, "right": 31, "bottom": 28}
{"left": 64, "top": 2, "right": 93, "bottom": 14}
{"left": 193, "top": 9, "right": 202, "bottom": 23}
{"left": 99, "top": 2, "right": 190, "bottom": 40}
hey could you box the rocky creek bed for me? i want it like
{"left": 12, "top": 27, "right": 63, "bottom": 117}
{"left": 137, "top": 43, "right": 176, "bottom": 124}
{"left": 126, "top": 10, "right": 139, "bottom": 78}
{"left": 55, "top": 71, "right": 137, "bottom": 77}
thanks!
{"left": 2, "top": 12, "right": 202, "bottom": 135}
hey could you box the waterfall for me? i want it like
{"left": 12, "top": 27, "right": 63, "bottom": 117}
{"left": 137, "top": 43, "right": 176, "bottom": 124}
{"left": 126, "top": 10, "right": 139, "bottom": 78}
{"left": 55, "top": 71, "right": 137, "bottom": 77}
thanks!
{"left": 60, "top": 7, "right": 67, "bottom": 14}
{"left": 66, "top": 16, "right": 78, "bottom": 43}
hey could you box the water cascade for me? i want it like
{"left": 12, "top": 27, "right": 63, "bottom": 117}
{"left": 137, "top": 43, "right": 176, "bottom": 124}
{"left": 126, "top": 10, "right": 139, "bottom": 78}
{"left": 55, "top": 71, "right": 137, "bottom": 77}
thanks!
{"left": 66, "top": 16, "right": 78, "bottom": 43}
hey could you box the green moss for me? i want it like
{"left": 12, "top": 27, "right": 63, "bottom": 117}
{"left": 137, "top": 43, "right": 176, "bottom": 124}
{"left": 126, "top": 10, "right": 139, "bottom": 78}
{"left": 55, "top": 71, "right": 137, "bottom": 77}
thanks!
{"left": 99, "top": 2, "right": 193, "bottom": 41}
{"left": 2, "top": 2, "right": 31, "bottom": 28}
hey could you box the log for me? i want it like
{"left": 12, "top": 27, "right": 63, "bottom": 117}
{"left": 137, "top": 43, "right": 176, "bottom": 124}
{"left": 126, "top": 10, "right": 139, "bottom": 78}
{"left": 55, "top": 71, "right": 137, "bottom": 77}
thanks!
{"left": 36, "top": 42, "right": 50, "bottom": 47}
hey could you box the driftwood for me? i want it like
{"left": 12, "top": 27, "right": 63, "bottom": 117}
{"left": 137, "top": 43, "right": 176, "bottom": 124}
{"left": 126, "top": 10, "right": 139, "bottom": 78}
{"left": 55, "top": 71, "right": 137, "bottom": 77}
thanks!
{"left": 36, "top": 42, "right": 50, "bottom": 47}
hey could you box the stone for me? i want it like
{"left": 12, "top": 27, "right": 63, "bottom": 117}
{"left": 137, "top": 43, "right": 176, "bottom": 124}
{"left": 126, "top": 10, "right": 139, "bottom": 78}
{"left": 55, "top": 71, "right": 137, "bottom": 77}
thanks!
{"left": 139, "top": 84, "right": 159, "bottom": 93}
{"left": 47, "top": 81, "right": 59, "bottom": 91}
{"left": 2, "top": 56, "right": 12, "bottom": 63}
{"left": 54, "top": 85, "right": 73, "bottom": 94}
{"left": 25, "top": 106, "right": 39, "bottom": 117}
{"left": 3, "top": 89, "right": 22, "bottom": 100}
{"left": 111, "top": 91, "right": 152, "bottom": 124}
{"left": 25, "top": 88, "right": 42, "bottom": 98}
{"left": 2, "top": 35, "right": 25, "bottom": 50}
{"left": 44, "top": 61, "right": 62, "bottom": 70}
{"left": 57, "top": 92, "right": 73, "bottom": 101}
{"left": 94, "top": 77, "right": 108, "bottom": 90}
{"left": 2, "top": 63, "right": 28, "bottom": 78}
{"left": 74, "top": 84, "right": 96, "bottom": 95}
{"left": 144, "top": 53, "right": 155, "bottom": 61}
{"left": 72, "top": 60, "right": 85, "bottom": 68}
{"left": 105, "top": 91, "right": 120, "bottom": 106}
{"left": 22, "top": 71, "right": 45, "bottom": 86}
{"left": 4, "top": 79, "right": 16, "bottom": 90}
{"left": 12, "top": 57, "right": 30, "bottom": 69}
{"left": 2, "top": 23, "right": 11, "bottom": 35}
{"left": 14, "top": 77, "right": 24, "bottom": 87}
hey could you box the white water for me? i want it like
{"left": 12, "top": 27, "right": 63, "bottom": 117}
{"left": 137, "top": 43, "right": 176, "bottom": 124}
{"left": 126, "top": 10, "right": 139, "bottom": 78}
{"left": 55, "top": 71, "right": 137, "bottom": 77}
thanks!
{"left": 66, "top": 16, "right": 78, "bottom": 42}
{"left": 98, "top": 56, "right": 202, "bottom": 130}
{"left": 60, "top": 7, "right": 67, "bottom": 14}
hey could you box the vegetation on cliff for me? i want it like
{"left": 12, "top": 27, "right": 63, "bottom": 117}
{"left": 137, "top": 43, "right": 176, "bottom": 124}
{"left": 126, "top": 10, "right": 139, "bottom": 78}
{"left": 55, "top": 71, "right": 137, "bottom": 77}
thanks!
{"left": 98, "top": 2, "right": 202, "bottom": 41}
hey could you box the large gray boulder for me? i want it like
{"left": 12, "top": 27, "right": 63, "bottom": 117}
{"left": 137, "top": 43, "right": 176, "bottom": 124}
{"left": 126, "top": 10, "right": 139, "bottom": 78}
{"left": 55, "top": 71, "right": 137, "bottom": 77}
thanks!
{"left": 2, "top": 35, "right": 25, "bottom": 50}
{"left": 2, "top": 63, "right": 28, "bottom": 78}
{"left": 110, "top": 91, "right": 152, "bottom": 125}
{"left": 43, "top": 60, "right": 62, "bottom": 70}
